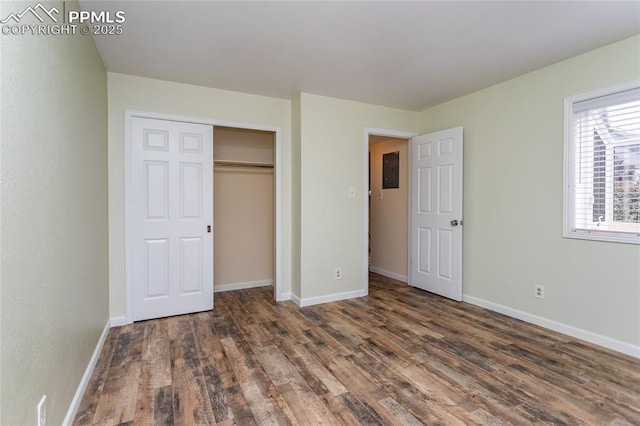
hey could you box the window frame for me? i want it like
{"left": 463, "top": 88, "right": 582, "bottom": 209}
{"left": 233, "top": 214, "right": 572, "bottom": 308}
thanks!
{"left": 563, "top": 80, "right": 640, "bottom": 245}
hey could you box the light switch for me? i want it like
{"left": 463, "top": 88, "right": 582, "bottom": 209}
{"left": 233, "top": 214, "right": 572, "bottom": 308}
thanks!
{"left": 348, "top": 187, "right": 356, "bottom": 198}
{"left": 379, "top": 191, "right": 383, "bottom": 200}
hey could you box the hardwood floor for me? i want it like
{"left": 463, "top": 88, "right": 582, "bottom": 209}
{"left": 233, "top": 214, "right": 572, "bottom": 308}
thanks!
{"left": 74, "top": 273, "right": 640, "bottom": 425}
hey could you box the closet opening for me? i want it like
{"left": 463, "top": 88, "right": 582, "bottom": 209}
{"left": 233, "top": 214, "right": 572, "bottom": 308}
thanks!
{"left": 213, "top": 126, "right": 276, "bottom": 296}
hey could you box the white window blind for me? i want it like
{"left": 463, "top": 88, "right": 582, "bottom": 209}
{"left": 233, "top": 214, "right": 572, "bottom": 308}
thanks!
{"left": 565, "top": 83, "right": 640, "bottom": 244}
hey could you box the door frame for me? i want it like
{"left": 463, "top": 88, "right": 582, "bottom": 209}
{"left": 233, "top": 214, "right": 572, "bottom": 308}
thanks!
{"left": 125, "top": 110, "right": 283, "bottom": 324}
{"left": 363, "top": 128, "right": 417, "bottom": 292}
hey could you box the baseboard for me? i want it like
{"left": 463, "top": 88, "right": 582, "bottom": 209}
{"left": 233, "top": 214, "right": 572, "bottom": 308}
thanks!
{"left": 290, "top": 293, "right": 301, "bottom": 306}
{"left": 369, "top": 267, "right": 408, "bottom": 283}
{"left": 297, "top": 288, "right": 368, "bottom": 308}
{"left": 62, "top": 319, "right": 111, "bottom": 425}
{"left": 463, "top": 295, "right": 640, "bottom": 359}
{"left": 109, "top": 316, "right": 127, "bottom": 327}
{"left": 277, "top": 292, "right": 292, "bottom": 302}
{"left": 214, "top": 279, "right": 272, "bottom": 293}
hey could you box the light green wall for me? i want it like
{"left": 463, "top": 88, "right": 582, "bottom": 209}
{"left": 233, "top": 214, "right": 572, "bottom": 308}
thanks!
{"left": 0, "top": 4, "right": 109, "bottom": 424}
{"left": 0, "top": 5, "right": 4, "bottom": 419}
{"left": 418, "top": 35, "right": 640, "bottom": 346}
{"left": 299, "top": 93, "right": 417, "bottom": 299}
{"left": 107, "top": 73, "right": 292, "bottom": 317}
{"left": 0, "top": 4, "right": 4, "bottom": 419}
{"left": 291, "top": 94, "right": 302, "bottom": 298}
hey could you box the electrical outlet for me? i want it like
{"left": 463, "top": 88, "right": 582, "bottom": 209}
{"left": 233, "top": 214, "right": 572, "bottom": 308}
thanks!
{"left": 534, "top": 284, "right": 545, "bottom": 299}
{"left": 335, "top": 267, "right": 342, "bottom": 280}
{"left": 37, "top": 395, "right": 46, "bottom": 426}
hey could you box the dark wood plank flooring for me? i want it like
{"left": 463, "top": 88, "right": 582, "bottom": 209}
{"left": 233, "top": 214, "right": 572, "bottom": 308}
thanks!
{"left": 74, "top": 273, "right": 640, "bottom": 425}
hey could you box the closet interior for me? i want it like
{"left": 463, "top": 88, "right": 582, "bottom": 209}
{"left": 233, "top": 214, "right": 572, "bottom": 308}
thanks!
{"left": 213, "top": 126, "right": 275, "bottom": 292}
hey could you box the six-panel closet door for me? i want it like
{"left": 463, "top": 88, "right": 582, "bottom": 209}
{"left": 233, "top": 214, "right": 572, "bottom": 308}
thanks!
{"left": 130, "top": 117, "right": 214, "bottom": 321}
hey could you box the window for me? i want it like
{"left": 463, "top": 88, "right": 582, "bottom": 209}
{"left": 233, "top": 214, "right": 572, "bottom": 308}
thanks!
{"left": 564, "top": 82, "right": 640, "bottom": 244}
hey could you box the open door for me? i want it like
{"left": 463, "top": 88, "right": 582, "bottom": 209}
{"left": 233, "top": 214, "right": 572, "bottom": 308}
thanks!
{"left": 129, "top": 117, "right": 214, "bottom": 321}
{"left": 409, "top": 127, "right": 463, "bottom": 301}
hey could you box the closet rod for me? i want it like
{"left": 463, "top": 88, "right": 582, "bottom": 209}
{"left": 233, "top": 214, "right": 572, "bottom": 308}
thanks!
{"left": 214, "top": 160, "right": 274, "bottom": 169}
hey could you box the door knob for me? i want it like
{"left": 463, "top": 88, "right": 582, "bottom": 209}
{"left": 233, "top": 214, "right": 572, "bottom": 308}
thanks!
{"left": 450, "top": 219, "right": 459, "bottom": 227}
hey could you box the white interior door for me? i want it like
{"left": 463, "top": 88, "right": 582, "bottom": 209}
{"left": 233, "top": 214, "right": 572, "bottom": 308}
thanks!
{"left": 130, "top": 117, "right": 213, "bottom": 321}
{"left": 409, "top": 127, "right": 463, "bottom": 301}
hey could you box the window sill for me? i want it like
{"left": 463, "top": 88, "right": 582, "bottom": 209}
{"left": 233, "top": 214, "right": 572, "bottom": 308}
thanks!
{"left": 563, "top": 229, "right": 640, "bottom": 245}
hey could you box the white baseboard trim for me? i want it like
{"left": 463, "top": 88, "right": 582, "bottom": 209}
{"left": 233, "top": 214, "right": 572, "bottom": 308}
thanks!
{"left": 109, "top": 316, "right": 127, "bottom": 327}
{"left": 214, "top": 279, "right": 272, "bottom": 293}
{"left": 369, "top": 267, "right": 408, "bottom": 283}
{"left": 63, "top": 319, "right": 111, "bottom": 425}
{"left": 277, "top": 292, "right": 292, "bottom": 302}
{"left": 290, "top": 293, "right": 301, "bottom": 306}
{"left": 297, "top": 288, "right": 368, "bottom": 308}
{"left": 463, "top": 295, "right": 640, "bottom": 359}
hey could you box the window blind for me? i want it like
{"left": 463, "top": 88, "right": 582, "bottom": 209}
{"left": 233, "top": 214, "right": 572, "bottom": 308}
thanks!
{"left": 571, "top": 87, "right": 640, "bottom": 238}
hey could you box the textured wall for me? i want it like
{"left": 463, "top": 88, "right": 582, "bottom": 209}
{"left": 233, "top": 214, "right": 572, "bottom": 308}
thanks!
{"left": 0, "top": 1, "right": 109, "bottom": 423}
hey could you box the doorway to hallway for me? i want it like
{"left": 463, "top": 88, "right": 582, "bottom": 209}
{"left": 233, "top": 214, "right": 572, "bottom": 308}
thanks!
{"left": 368, "top": 134, "right": 410, "bottom": 283}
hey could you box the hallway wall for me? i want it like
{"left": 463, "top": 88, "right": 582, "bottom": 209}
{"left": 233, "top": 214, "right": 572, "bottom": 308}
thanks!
{"left": 369, "top": 137, "right": 409, "bottom": 281}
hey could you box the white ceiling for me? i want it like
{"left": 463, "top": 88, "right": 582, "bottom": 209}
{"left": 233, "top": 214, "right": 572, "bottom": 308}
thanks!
{"left": 81, "top": 1, "right": 640, "bottom": 111}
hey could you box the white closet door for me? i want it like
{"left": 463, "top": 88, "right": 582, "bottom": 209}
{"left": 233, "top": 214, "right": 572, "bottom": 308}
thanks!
{"left": 130, "top": 117, "right": 213, "bottom": 321}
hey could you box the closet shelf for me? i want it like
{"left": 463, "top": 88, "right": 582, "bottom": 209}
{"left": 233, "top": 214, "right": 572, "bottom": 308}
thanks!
{"left": 214, "top": 160, "right": 274, "bottom": 169}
